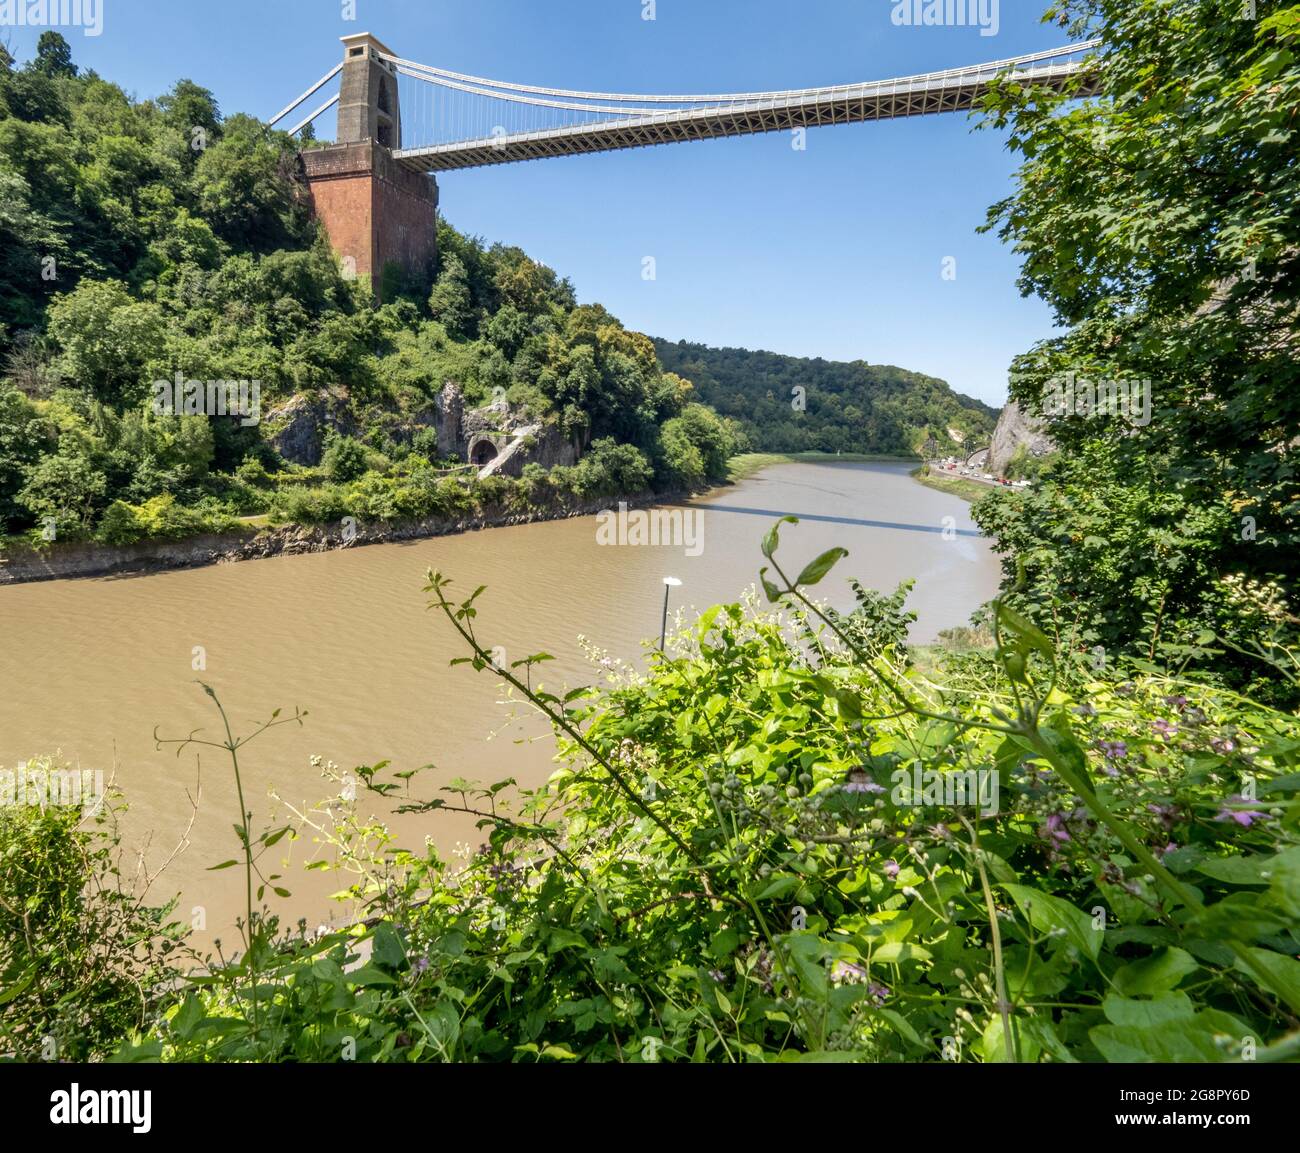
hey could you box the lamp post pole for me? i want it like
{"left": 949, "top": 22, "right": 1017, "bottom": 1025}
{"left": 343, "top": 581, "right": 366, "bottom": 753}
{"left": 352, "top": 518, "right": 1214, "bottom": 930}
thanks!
{"left": 660, "top": 577, "right": 682, "bottom": 651}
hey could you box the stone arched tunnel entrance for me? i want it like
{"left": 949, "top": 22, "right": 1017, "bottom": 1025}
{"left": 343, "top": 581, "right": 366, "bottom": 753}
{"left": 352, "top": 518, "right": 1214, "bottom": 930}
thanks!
{"left": 470, "top": 438, "right": 500, "bottom": 467}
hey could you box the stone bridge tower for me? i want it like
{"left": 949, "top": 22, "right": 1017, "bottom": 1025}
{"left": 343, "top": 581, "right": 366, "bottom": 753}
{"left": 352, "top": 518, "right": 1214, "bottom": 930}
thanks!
{"left": 301, "top": 33, "right": 439, "bottom": 300}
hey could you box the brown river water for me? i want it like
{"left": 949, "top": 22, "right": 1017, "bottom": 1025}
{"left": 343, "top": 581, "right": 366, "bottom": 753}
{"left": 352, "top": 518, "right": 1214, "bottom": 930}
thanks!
{"left": 0, "top": 461, "right": 1000, "bottom": 947}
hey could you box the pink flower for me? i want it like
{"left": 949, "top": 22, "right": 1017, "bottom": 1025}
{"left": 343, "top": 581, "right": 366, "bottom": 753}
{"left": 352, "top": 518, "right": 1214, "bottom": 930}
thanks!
{"left": 1215, "top": 796, "right": 1268, "bottom": 827}
{"left": 1043, "top": 813, "right": 1072, "bottom": 843}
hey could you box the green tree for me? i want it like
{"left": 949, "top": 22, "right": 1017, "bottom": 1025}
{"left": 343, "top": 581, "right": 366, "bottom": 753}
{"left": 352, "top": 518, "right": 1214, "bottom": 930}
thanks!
{"left": 491, "top": 245, "right": 573, "bottom": 316}
{"left": 0, "top": 166, "right": 65, "bottom": 326}
{"left": 115, "top": 408, "right": 216, "bottom": 496}
{"left": 0, "top": 385, "right": 48, "bottom": 530}
{"left": 18, "top": 449, "right": 107, "bottom": 537}
{"left": 46, "top": 280, "right": 164, "bottom": 406}
{"left": 158, "top": 79, "right": 220, "bottom": 142}
{"left": 485, "top": 302, "right": 530, "bottom": 360}
{"left": 0, "top": 61, "right": 66, "bottom": 124}
{"left": 675, "top": 402, "right": 734, "bottom": 480}
{"left": 657, "top": 419, "right": 705, "bottom": 490}
{"left": 976, "top": 0, "right": 1300, "bottom": 690}
{"left": 32, "top": 31, "right": 76, "bottom": 79}
{"left": 192, "top": 115, "right": 307, "bottom": 249}
{"left": 428, "top": 253, "right": 474, "bottom": 339}
{"left": 573, "top": 438, "right": 652, "bottom": 496}
{"left": 142, "top": 207, "right": 224, "bottom": 282}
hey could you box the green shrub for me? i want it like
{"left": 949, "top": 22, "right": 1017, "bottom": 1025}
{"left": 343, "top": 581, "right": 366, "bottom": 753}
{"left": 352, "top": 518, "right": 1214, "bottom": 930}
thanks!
{"left": 515, "top": 462, "right": 551, "bottom": 509}
{"left": 96, "top": 494, "right": 237, "bottom": 544}
{"left": 572, "top": 438, "right": 653, "bottom": 498}
{"left": 322, "top": 433, "right": 369, "bottom": 483}
{"left": 345, "top": 474, "right": 401, "bottom": 522}
{"left": 434, "top": 476, "right": 475, "bottom": 518}
{"left": 270, "top": 483, "right": 350, "bottom": 525}
{"left": 409, "top": 427, "right": 441, "bottom": 459}
{"left": 215, "top": 473, "right": 272, "bottom": 516}
{"left": 819, "top": 578, "right": 917, "bottom": 665}
{"left": 475, "top": 474, "right": 511, "bottom": 508}
{"left": 235, "top": 457, "right": 273, "bottom": 488}
{"left": 0, "top": 765, "right": 182, "bottom": 1061}
{"left": 97, "top": 499, "right": 145, "bottom": 545}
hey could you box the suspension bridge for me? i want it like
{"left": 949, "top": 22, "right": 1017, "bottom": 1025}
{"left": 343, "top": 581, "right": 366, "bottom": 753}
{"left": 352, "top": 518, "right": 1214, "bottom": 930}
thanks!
{"left": 270, "top": 32, "right": 1099, "bottom": 291}
{"left": 273, "top": 32, "right": 1098, "bottom": 171}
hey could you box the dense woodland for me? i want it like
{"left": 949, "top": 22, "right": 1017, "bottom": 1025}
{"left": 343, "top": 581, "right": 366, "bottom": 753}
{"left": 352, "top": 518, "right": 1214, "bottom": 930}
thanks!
{"left": 3, "top": 2, "right": 1300, "bottom": 1067}
{"left": 654, "top": 338, "right": 997, "bottom": 457}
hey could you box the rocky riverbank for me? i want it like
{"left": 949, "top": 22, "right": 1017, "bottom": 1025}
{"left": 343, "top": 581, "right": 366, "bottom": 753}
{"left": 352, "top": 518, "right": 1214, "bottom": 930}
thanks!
{"left": 0, "top": 490, "right": 682, "bottom": 585}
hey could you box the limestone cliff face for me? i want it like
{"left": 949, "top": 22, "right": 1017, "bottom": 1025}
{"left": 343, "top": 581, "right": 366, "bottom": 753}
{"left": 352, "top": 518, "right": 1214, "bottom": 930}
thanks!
{"left": 988, "top": 400, "right": 1055, "bottom": 475}
{"left": 264, "top": 388, "right": 358, "bottom": 466}
{"left": 264, "top": 381, "right": 580, "bottom": 474}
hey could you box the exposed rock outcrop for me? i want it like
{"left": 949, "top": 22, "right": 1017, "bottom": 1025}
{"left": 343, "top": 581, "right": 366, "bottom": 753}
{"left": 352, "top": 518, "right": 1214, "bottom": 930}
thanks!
{"left": 264, "top": 380, "right": 580, "bottom": 476}
{"left": 988, "top": 400, "right": 1055, "bottom": 475}
{"left": 478, "top": 422, "right": 579, "bottom": 478}
{"left": 433, "top": 380, "right": 463, "bottom": 458}
{"left": 264, "top": 388, "right": 357, "bottom": 466}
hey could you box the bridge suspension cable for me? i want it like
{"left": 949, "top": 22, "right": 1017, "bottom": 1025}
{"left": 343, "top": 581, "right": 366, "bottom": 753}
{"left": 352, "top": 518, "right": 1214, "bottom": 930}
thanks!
{"left": 285, "top": 93, "right": 340, "bottom": 137}
{"left": 268, "top": 62, "right": 343, "bottom": 129}
{"left": 390, "top": 60, "right": 695, "bottom": 116}
{"left": 274, "top": 39, "right": 1101, "bottom": 168}
{"left": 380, "top": 39, "right": 1099, "bottom": 106}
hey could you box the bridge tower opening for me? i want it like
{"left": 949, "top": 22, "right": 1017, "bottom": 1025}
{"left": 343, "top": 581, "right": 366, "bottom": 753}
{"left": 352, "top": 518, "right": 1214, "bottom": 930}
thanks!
{"left": 301, "top": 32, "right": 438, "bottom": 301}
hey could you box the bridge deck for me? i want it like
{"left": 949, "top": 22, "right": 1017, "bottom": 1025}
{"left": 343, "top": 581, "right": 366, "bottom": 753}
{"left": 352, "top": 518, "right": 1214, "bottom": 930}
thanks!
{"left": 393, "top": 59, "right": 1093, "bottom": 173}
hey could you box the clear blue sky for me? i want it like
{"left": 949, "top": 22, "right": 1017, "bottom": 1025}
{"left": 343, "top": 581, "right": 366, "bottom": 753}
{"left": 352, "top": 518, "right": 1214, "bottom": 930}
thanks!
{"left": 4, "top": 1, "right": 1078, "bottom": 407}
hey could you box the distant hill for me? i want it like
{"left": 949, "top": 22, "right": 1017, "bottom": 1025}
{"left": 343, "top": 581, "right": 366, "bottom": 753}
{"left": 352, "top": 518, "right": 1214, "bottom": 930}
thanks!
{"left": 652, "top": 338, "right": 998, "bottom": 457}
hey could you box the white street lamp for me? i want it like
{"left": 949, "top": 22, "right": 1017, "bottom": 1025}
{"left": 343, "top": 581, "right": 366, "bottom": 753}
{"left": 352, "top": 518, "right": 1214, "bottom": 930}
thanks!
{"left": 660, "top": 577, "right": 682, "bottom": 652}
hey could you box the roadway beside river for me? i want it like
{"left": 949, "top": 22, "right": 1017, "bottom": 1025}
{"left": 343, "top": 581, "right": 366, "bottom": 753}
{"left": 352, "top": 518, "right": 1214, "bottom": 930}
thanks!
{"left": 913, "top": 460, "right": 1032, "bottom": 503}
